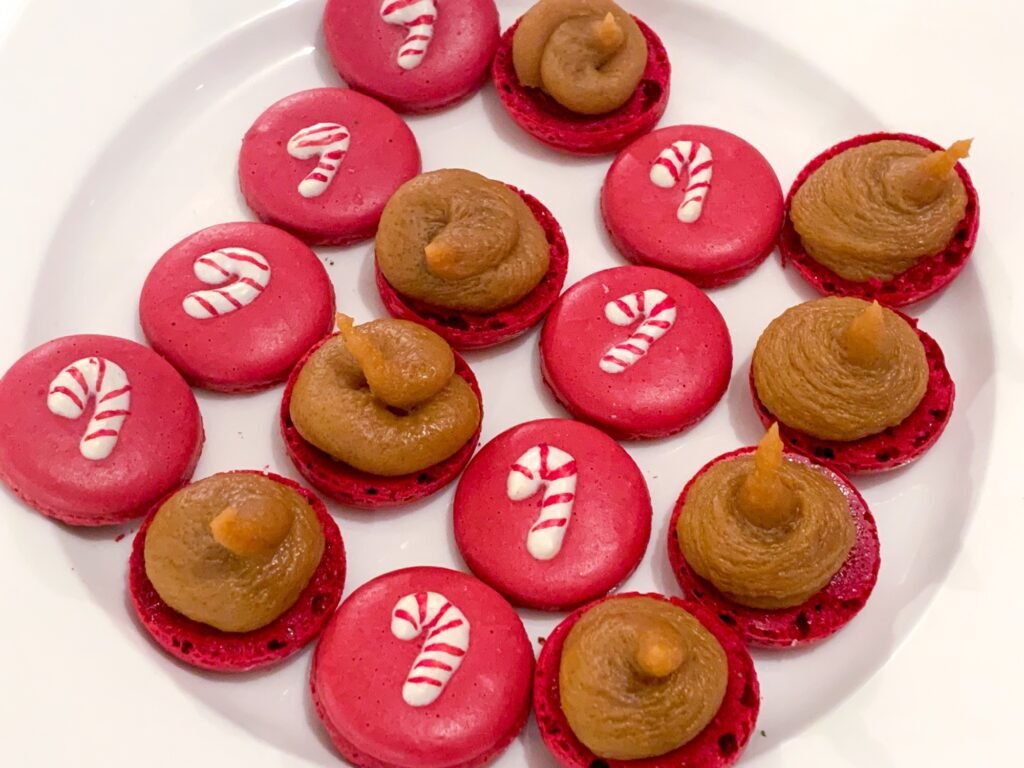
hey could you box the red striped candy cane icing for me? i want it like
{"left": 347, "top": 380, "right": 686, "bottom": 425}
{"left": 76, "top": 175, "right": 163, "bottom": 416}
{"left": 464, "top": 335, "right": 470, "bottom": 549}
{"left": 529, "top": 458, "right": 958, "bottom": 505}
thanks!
{"left": 391, "top": 591, "right": 470, "bottom": 707}
{"left": 182, "top": 248, "right": 271, "bottom": 319}
{"left": 506, "top": 444, "right": 578, "bottom": 561}
{"left": 649, "top": 140, "right": 714, "bottom": 223}
{"left": 380, "top": 0, "right": 438, "bottom": 71}
{"left": 47, "top": 357, "right": 131, "bottom": 461}
{"left": 287, "top": 123, "right": 351, "bottom": 198}
{"left": 600, "top": 289, "right": 678, "bottom": 374}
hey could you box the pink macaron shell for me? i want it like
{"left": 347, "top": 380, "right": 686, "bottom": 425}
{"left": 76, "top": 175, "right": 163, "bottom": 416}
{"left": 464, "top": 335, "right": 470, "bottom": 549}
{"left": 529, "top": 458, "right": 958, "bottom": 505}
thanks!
{"left": 281, "top": 334, "right": 483, "bottom": 509}
{"left": 454, "top": 418, "right": 651, "bottom": 611}
{"left": 311, "top": 566, "right": 534, "bottom": 768}
{"left": 602, "top": 125, "right": 784, "bottom": 288}
{"left": 667, "top": 449, "right": 880, "bottom": 648}
{"left": 0, "top": 335, "right": 203, "bottom": 526}
{"left": 493, "top": 17, "right": 671, "bottom": 156}
{"left": 375, "top": 185, "right": 569, "bottom": 350}
{"left": 534, "top": 593, "right": 760, "bottom": 768}
{"left": 750, "top": 311, "right": 955, "bottom": 474}
{"left": 139, "top": 222, "right": 335, "bottom": 392}
{"left": 324, "top": 0, "right": 500, "bottom": 114}
{"left": 540, "top": 266, "right": 732, "bottom": 440}
{"left": 780, "top": 131, "right": 981, "bottom": 307}
{"left": 129, "top": 471, "right": 346, "bottom": 672}
{"left": 239, "top": 88, "right": 421, "bottom": 246}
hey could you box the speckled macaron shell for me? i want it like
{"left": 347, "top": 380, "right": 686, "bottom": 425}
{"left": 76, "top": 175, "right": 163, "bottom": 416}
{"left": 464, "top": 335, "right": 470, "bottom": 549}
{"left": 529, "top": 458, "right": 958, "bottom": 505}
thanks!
{"left": 311, "top": 566, "right": 534, "bottom": 768}
{"left": 239, "top": 88, "right": 421, "bottom": 245}
{"left": 668, "top": 448, "right": 881, "bottom": 648}
{"left": 492, "top": 16, "right": 671, "bottom": 155}
{"left": 602, "top": 125, "right": 784, "bottom": 287}
{"left": 324, "top": 0, "right": 500, "bottom": 113}
{"left": 0, "top": 334, "right": 203, "bottom": 526}
{"left": 533, "top": 592, "right": 760, "bottom": 768}
{"left": 139, "top": 222, "right": 335, "bottom": 392}
{"left": 780, "top": 131, "right": 980, "bottom": 307}
{"left": 129, "top": 471, "right": 346, "bottom": 672}
{"left": 454, "top": 418, "right": 652, "bottom": 611}
{"left": 540, "top": 266, "right": 733, "bottom": 440}
{"left": 280, "top": 334, "right": 483, "bottom": 509}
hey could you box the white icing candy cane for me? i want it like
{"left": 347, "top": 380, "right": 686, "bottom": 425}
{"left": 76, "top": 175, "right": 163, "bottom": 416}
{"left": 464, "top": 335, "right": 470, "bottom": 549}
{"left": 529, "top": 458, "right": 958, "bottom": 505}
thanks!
{"left": 649, "top": 140, "right": 714, "bottom": 223}
{"left": 380, "top": 0, "right": 438, "bottom": 70}
{"left": 181, "top": 248, "right": 271, "bottom": 319}
{"left": 600, "top": 289, "right": 678, "bottom": 374}
{"left": 47, "top": 357, "right": 132, "bottom": 461}
{"left": 287, "top": 123, "right": 351, "bottom": 198}
{"left": 507, "top": 444, "right": 578, "bottom": 561}
{"left": 391, "top": 591, "right": 470, "bottom": 707}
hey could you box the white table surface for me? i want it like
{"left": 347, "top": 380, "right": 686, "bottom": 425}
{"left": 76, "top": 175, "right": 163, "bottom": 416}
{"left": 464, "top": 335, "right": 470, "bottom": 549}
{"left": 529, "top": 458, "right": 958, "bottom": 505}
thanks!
{"left": 1, "top": 1, "right": 1022, "bottom": 766}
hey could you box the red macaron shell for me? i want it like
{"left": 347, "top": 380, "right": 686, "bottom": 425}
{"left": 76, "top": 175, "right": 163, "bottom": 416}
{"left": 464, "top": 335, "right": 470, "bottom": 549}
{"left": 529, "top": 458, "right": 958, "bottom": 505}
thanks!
{"left": 280, "top": 334, "right": 483, "bottom": 509}
{"left": 780, "top": 132, "right": 981, "bottom": 307}
{"left": 310, "top": 566, "right": 534, "bottom": 768}
{"left": 0, "top": 335, "right": 203, "bottom": 526}
{"left": 376, "top": 185, "right": 569, "bottom": 350}
{"left": 239, "top": 88, "right": 421, "bottom": 245}
{"left": 750, "top": 313, "right": 955, "bottom": 474}
{"left": 129, "top": 471, "right": 346, "bottom": 672}
{"left": 602, "top": 125, "right": 784, "bottom": 288}
{"left": 139, "top": 222, "right": 335, "bottom": 392}
{"left": 454, "top": 418, "right": 652, "bottom": 611}
{"left": 492, "top": 17, "right": 671, "bottom": 155}
{"left": 534, "top": 593, "right": 760, "bottom": 768}
{"left": 667, "top": 449, "right": 880, "bottom": 649}
{"left": 540, "top": 266, "right": 732, "bottom": 440}
{"left": 324, "top": 0, "right": 500, "bottom": 114}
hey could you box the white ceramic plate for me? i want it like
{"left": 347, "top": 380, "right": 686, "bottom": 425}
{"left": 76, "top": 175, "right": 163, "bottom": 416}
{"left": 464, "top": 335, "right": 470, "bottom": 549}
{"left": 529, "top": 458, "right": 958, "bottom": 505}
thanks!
{"left": 1, "top": 1, "right": 1022, "bottom": 766}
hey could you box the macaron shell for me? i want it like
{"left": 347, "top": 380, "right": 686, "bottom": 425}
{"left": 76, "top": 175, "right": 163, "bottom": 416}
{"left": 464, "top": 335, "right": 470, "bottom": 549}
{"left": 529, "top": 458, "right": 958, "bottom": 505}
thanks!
{"left": 533, "top": 592, "right": 760, "bottom": 768}
{"left": 492, "top": 17, "right": 671, "bottom": 155}
{"left": 780, "top": 131, "right": 981, "bottom": 307}
{"left": 602, "top": 125, "right": 784, "bottom": 287}
{"left": 239, "top": 88, "right": 421, "bottom": 245}
{"left": 375, "top": 185, "right": 569, "bottom": 350}
{"left": 540, "top": 266, "right": 732, "bottom": 440}
{"left": 280, "top": 335, "right": 483, "bottom": 509}
{"left": 311, "top": 566, "right": 534, "bottom": 768}
{"left": 324, "top": 0, "right": 500, "bottom": 114}
{"left": 0, "top": 335, "right": 203, "bottom": 526}
{"left": 139, "top": 222, "right": 335, "bottom": 392}
{"left": 750, "top": 311, "right": 955, "bottom": 474}
{"left": 454, "top": 418, "right": 652, "bottom": 611}
{"left": 668, "top": 449, "right": 881, "bottom": 648}
{"left": 129, "top": 471, "right": 346, "bottom": 672}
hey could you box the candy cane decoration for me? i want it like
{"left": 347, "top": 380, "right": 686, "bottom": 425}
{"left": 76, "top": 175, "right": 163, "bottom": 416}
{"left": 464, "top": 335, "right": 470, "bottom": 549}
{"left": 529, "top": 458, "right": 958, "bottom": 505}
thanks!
{"left": 600, "top": 289, "right": 678, "bottom": 374}
{"left": 287, "top": 123, "right": 351, "bottom": 198}
{"left": 649, "top": 140, "right": 714, "bottom": 223}
{"left": 181, "top": 248, "right": 271, "bottom": 319}
{"left": 47, "top": 357, "right": 131, "bottom": 461}
{"left": 391, "top": 592, "right": 470, "bottom": 707}
{"left": 507, "top": 444, "right": 578, "bottom": 561}
{"left": 380, "top": 0, "right": 438, "bottom": 70}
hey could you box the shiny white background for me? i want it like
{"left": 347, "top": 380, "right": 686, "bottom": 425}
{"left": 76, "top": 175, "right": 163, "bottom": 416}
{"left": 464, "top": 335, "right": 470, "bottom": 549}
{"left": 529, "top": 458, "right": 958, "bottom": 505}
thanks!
{"left": 0, "top": 1, "right": 1021, "bottom": 766}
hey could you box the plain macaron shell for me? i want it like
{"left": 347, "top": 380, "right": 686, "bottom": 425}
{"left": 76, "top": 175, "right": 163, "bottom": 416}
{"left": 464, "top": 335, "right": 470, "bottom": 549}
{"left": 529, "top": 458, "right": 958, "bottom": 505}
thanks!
{"left": 311, "top": 566, "right": 535, "bottom": 768}
{"left": 324, "top": 0, "right": 500, "bottom": 113}
{"left": 602, "top": 125, "right": 784, "bottom": 287}
{"left": 139, "top": 222, "right": 335, "bottom": 392}
{"left": 129, "top": 471, "right": 346, "bottom": 672}
{"left": 0, "top": 334, "right": 203, "bottom": 526}
{"left": 541, "top": 266, "right": 732, "bottom": 440}
{"left": 533, "top": 592, "right": 760, "bottom": 768}
{"left": 454, "top": 418, "right": 652, "bottom": 611}
{"left": 239, "top": 88, "right": 421, "bottom": 245}
{"left": 668, "top": 448, "right": 881, "bottom": 648}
